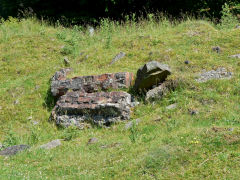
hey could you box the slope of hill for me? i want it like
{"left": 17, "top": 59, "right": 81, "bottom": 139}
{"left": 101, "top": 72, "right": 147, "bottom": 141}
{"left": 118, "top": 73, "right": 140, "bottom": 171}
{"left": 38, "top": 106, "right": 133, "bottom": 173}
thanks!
{"left": 0, "top": 16, "right": 240, "bottom": 179}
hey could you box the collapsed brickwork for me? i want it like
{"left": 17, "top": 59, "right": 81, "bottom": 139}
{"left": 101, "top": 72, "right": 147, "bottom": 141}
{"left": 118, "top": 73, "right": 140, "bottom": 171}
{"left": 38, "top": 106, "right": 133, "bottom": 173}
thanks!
{"left": 50, "top": 61, "right": 173, "bottom": 128}
{"left": 51, "top": 91, "right": 132, "bottom": 128}
{"left": 51, "top": 70, "right": 134, "bottom": 97}
{"left": 50, "top": 69, "right": 134, "bottom": 127}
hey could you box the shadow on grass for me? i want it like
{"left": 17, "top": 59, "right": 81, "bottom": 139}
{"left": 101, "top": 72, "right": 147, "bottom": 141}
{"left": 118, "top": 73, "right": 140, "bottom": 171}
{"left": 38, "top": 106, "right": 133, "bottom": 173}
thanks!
{"left": 43, "top": 86, "right": 57, "bottom": 112}
{"left": 128, "top": 86, "right": 146, "bottom": 103}
{"left": 128, "top": 78, "right": 188, "bottom": 106}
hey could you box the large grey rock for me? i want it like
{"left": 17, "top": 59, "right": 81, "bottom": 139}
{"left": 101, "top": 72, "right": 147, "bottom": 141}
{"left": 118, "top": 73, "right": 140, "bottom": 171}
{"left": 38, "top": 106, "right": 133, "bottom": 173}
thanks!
{"left": 51, "top": 71, "right": 134, "bottom": 97}
{"left": 51, "top": 91, "right": 132, "bottom": 127}
{"left": 40, "top": 139, "right": 61, "bottom": 150}
{"left": 145, "top": 80, "right": 178, "bottom": 101}
{"left": 196, "top": 67, "right": 233, "bottom": 82}
{"left": 134, "top": 61, "right": 171, "bottom": 92}
{"left": 0, "top": 145, "right": 30, "bottom": 156}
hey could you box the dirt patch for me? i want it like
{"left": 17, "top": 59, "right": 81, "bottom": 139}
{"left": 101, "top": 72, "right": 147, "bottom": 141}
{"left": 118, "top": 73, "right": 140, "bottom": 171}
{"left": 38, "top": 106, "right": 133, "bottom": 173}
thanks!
{"left": 211, "top": 127, "right": 227, "bottom": 133}
{"left": 224, "top": 134, "right": 240, "bottom": 144}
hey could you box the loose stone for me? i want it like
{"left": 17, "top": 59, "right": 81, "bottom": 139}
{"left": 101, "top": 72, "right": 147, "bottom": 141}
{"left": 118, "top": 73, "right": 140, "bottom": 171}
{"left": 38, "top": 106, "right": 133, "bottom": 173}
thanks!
{"left": 230, "top": 54, "right": 240, "bottom": 59}
{"left": 64, "top": 57, "right": 70, "bottom": 66}
{"left": 125, "top": 119, "right": 141, "bottom": 130}
{"left": 145, "top": 80, "right": 178, "bottom": 101}
{"left": 212, "top": 46, "right": 221, "bottom": 53}
{"left": 166, "top": 103, "right": 177, "bottom": 110}
{"left": 110, "top": 52, "right": 126, "bottom": 65}
{"left": 0, "top": 145, "right": 30, "bottom": 156}
{"left": 40, "top": 139, "right": 61, "bottom": 150}
{"left": 184, "top": 60, "right": 190, "bottom": 64}
{"left": 196, "top": 67, "right": 233, "bottom": 82}
{"left": 87, "top": 138, "right": 98, "bottom": 145}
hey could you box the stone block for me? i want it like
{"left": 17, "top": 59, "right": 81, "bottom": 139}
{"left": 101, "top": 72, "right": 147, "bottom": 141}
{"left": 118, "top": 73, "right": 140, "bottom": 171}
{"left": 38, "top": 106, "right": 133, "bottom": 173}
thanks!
{"left": 133, "top": 61, "right": 171, "bottom": 92}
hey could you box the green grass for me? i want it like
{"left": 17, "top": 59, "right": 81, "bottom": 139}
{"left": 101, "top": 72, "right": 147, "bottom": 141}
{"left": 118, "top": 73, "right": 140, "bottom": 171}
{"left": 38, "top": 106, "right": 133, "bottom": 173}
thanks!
{"left": 0, "top": 15, "right": 240, "bottom": 179}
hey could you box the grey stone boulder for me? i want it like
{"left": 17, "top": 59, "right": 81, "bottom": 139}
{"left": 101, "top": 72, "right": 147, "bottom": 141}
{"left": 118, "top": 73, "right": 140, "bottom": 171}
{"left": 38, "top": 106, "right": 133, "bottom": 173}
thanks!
{"left": 134, "top": 61, "right": 171, "bottom": 92}
{"left": 0, "top": 145, "right": 30, "bottom": 156}
{"left": 51, "top": 91, "right": 132, "bottom": 127}
{"left": 40, "top": 139, "right": 61, "bottom": 150}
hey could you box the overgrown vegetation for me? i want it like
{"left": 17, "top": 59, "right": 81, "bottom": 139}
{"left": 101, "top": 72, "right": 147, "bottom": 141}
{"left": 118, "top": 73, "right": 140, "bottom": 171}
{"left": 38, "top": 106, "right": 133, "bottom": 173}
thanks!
{"left": 0, "top": 7, "right": 240, "bottom": 179}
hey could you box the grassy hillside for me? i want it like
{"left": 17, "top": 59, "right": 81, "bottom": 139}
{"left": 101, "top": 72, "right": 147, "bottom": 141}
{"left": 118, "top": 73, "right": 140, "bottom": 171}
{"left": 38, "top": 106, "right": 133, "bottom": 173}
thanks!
{"left": 0, "top": 15, "right": 240, "bottom": 179}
